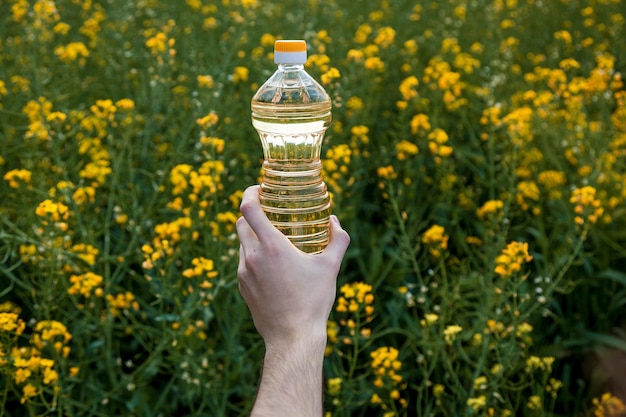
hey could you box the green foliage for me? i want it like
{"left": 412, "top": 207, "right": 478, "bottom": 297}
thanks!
{"left": 1, "top": 0, "right": 625, "bottom": 416}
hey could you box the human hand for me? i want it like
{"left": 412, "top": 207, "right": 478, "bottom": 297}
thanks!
{"left": 236, "top": 185, "right": 350, "bottom": 349}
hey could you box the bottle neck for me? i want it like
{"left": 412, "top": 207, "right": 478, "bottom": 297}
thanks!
{"left": 277, "top": 63, "right": 304, "bottom": 72}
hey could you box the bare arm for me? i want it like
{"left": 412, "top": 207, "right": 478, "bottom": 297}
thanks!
{"left": 236, "top": 185, "right": 350, "bottom": 417}
{"left": 251, "top": 337, "right": 327, "bottom": 417}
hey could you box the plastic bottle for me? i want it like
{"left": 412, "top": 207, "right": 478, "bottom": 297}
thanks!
{"left": 251, "top": 40, "right": 332, "bottom": 254}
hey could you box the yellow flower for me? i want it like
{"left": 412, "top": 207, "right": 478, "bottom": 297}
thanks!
{"left": 347, "top": 49, "right": 364, "bottom": 62}
{"left": 3, "top": 169, "right": 32, "bottom": 189}
{"left": 424, "top": 313, "right": 439, "bottom": 325}
{"left": 354, "top": 24, "right": 372, "bottom": 44}
{"left": 474, "top": 376, "right": 488, "bottom": 390}
{"left": 421, "top": 225, "right": 449, "bottom": 258}
{"left": 370, "top": 346, "right": 402, "bottom": 385}
{"left": 327, "top": 377, "right": 342, "bottom": 395}
{"left": 182, "top": 257, "right": 218, "bottom": 280}
{"left": 233, "top": 66, "right": 249, "bottom": 84}
{"left": 68, "top": 272, "right": 104, "bottom": 298}
{"left": 197, "top": 75, "right": 215, "bottom": 88}
{"left": 196, "top": 112, "right": 219, "bottom": 129}
{"left": 79, "top": 160, "right": 112, "bottom": 185}
{"left": 307, "top": 54, "right": 331, "bottom": 72}
{"left": 321, "top": 67, "right": 341, "bottom": 85}
{"left": 0, "top": 313, "right": 25, "bottom": 334}
{"left": 33, "top": 320, "right": 72, "bottom": 348}
{"left": 260, "top": 33, "right": 275, "bottom": 47}
{"left": 453, "top": 52, "right": 480, "bottom": 74}
{"left": 377, "top": 165, "right": 397, "bottom": 180}
{"left": 364, "top": 56, "right": 385, "bottom": 72}
{"left": 443, "top": 325, "right": 462, "bottom": 344}
{"left": 54, "top": 42, "right": 89, "bottom": 64}
{"left": 70, "top": 367, "right": 80, "bottom": 377}
{"left": 538, "top": 170, "right": 566, "bottom": 189}
{"left": 145, "top": 32, "right": 168, "bottom": 54}
{"left": 43, "top": 366, "right": 58, "bottom": 385}
{"left": 374, "top": 26, "right": 396, "bottom": 48}
{"left": 410, "top": 114, "right": 431, "bottom": 135}
{"left": 546, "top": 378, "right": 563, "bottom": 398}
{"left": 106, "top": 292, "right": 140, "bottom": 316}
{"left": 10, "top": 75, "right": 30, "bottom": 93}
{"left": 570, "top": 186, "right": 603, "bottom": 225}
{"left": 404, "top": 39, "right": 418, "bottom": 55}
{"left": 73, "top": 186, "right": 96, "bottom": 205}
{"left": 527, "top": 395, "right": 542, "bottom": 410}
{"left": 336, "top": 282, "right": 374, "bottom": 318}
{"left": 346, "top": 96, "right": 364, "bottom": 112}
{"left": 53, "top": 21, "right": 70, "bottom": 35}
{"left": 395, "top": 140, "right": 419, "bottom": 161}
{"left": 115, "top": 98, "right": 135, "bottom": 111}
{"left": 554, "top": 30, "right": 572, "bottom": 46}
{"left": 526, "top": 355, "right": 555, "bottom": 373}
{"left": 428, "top": 128, "right": 449, "bottom": 144}
{"left": 21, "top": 383, "right": 38, "bottom": 404}
{"left": 467, "top": 395, "right": 486, "bottom": 411}
{"left": 592, "top": 392, "right": 626, "bottom": 417}
{"left": 200, "top": 136, "right": 225, "bottom": 153}
{"left": 516, "top": 181, "right": 540, "bottom": 213}
{"left": 477, "top": 199, "right": 504, "bottom": 219}
{"left": 35, "top": 199, "right": 70, "bottom": 222}
{"left": 399, "top": 76, "right": 419, "bottom": 101}
{"left": 494, "top": 241, "right": 533, "bottom": 278}
{"left": 71, "top": 243, "right": 99, "bottom": 266}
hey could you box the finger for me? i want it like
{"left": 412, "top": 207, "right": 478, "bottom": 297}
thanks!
{"left": 323, "top": 215, "right": 350, "bottom": 262}
{"left": 236, "top": 215, "right": 258, "bottom": 247}
{"left": 237, "top": 244, "right": 253, "bottom": 302}
{"left": 239, "top": 185, "right": 281, "bottom": 241}
{"left": 237, "top": 243, "right": 247, "bottom": 281}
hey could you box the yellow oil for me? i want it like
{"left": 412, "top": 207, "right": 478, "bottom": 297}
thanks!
{"left": 252, "top": 100, "right": 332, "bottom": 254}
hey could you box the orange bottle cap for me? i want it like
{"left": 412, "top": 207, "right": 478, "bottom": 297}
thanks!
{"left": 274, "top": 40, "right": 307, "bottom": 64}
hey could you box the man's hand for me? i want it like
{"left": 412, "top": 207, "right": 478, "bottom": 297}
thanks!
{"left": 236, "top": 185, "right": 350, "bottom": 417}
{"left": 236, "top": 185, "right": 350, "bottom": 347}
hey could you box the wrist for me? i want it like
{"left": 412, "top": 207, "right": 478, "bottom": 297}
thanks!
{"left": 264, "top": 332, "right": 327, "bottom": 358}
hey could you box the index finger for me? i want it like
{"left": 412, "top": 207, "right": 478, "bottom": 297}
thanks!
{"left": 239, "top": 185, "right": 282, "bottom": 240}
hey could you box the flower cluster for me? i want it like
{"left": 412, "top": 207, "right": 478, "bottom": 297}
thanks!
{"left": 494, "top": 241, "right": 533, "bottom": 278}
{"left": 329, "top": 282, "right": 375, "bottom": 349}
{"left": 336, "top": 282, "right": 374, "bottom": 317}
{"left": 570, "top": 185, "right": 604, "bottom": 226}
{"left": 68, "top": 272, "right": 104, "bottom": 298}
{"left": 3, "top": 168, "right": 32, "bottom": 189}
{"left": 105, "top": 292, "right": 140, "bottom": 317}
{"left": 592, "top": 392, "right": 626, "bottom": 417}
{"left": 369, "top": 346, "right": 407, "bottom": 411}
{"left": 421, "top": 224, "right": 449, "bottom": 259}
{"left": 427, "top": 128, "right": 453, "bottom": 164}
{"left": 477, "top": 199, "right": 504, "bottom": 220}
{"left": 323, "top": 144, "right": 353, "bottom": 196}
{"left": 3, "top": 318, "right": 75, "bottom": 405}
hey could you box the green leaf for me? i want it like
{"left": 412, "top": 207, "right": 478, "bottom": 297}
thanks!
{"left": 581, "top": 330, "right": 626, "bottom": 352}
{"left": 598, "top": 269, "right": 626, "bottom": 287}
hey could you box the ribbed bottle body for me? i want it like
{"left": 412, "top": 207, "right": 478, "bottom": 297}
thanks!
{"left": 251, "top": 100, "right": 332, "bottom": 254}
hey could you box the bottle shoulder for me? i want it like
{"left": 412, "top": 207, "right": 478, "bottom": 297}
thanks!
{"left": 252, "top": 67, "right": 330, "bottom": 105}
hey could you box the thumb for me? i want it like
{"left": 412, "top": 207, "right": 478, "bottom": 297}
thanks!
{"left": 323, "top": 215, "right": 350, "bottom": 261}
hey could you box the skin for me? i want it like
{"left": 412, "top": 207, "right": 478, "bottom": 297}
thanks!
{"left": 236, "top": 185, "right": 351, "bottom": 417}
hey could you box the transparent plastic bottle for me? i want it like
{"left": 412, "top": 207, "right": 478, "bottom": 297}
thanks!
{"left": 251, "top": 40, "right": 332, "bottom": 254}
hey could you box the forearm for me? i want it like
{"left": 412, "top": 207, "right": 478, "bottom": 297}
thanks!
{"left": 250, "top": 336, "right": 327, "bottom": 417}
